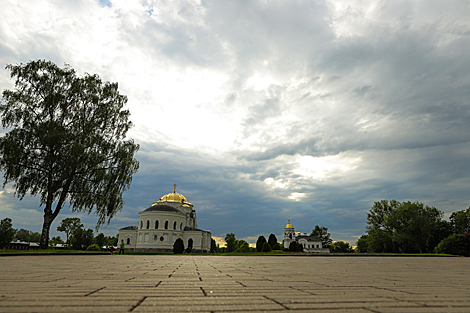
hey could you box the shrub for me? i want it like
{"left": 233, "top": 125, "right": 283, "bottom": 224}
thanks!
{"left": 86, "top": 244, "right": 101, "bottom": 251}
{"left": 173, "top": 238, "right": 184, "bottom": 254}
{"left": 185, "top": 247, "right": 192, "bottom": 254}
{"left": 262, "top": 242, "right": 272, "bottom": 252}
{"left": 256, "top": 236, "right": 267, "bottom": 252}
{"left": 288, "top": 241, "right": 301, "bottom": 252}
{"left": 434, "top": 234, "right": 470, "bottom": 257}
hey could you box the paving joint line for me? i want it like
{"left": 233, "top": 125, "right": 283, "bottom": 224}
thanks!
{"left": 263, "top": 295, "right": 290, "bottom": 310}
{"left": 84, "top": 286, "right": 106, "bottom": 297}
{"left": 129, "top": 296, "right": 147, "bottom": 312}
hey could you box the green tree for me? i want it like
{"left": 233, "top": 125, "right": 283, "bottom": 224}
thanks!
{"left": 0, "top": 218, "right": 15, "bottom": 249}
{"left": 426, "top": 220, "right": 453, "bottom": 253}
{"left": 225, "top": 233, "right": 236, "bottom": 253}
{"left": 0, "top": 60, "right": 140, "bottom": 249}
{"left": 387, "top": 202, "right": 442, "bottom": 253}
{"left": 268, "top": 233, "right": 278, "bottom": 249}
{"left": 366, "top": 200, "right": 400, "bottom": 233}
{"left": 94, "top": 233, "right": 106, "bottom": 250}
{"left": 173, "top": 238, "right": 184, "bottom": 254}
{"left": 210, "top": 238, "right": 218, "bottom": 253}
{"left": 14, "top": 229, "right": 41, "bottom": 242}
{"left": 256, "top": 235, "right": 267, "bottom": 252}
{"left": 71, "top": 228, "right": 93, "bottom": 250}
{"left": 238, "top": 241, "right": 251, "bottom": 252}
{"left": 366, "top": 228, "right": 395, "bottom": 253}
{"left": 450, "top": 207, "right": 470, "bottom": 234}
{"left": 330, "top": 241, "right": 353, "bottom": 253}
{"left": 288, "top": 241, "right": 302, "bottom": 252}
{"left": 57, "top": 217, "right": 83, "bottom": 248}
{"left": 310, "top": 225, "right": 332, "bottom": 248}
{"left": 434, "top": 234, "right": 470, "bottom": 257}
{"left": 355, "top": 235, "right": 369, "bottom": 253}
{"left": 105, "top": 235, "right": 118, "bottom": 246}
{"left": 49, "top": 236, "right": 63, "bottom": 245}
{"left": 262, "top": 242, "right": 272, "bottom": 252}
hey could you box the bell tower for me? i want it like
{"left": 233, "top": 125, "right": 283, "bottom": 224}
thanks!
{"left": 283, "top": 220, "right": 295, "bottom": 249}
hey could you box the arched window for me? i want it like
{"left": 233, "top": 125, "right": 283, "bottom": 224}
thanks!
{"left": 173, "top": 221, "right": 177, "bottom": 230}
{"left": 146, "top": 220, "right": 150, "bottom": 229}
{"left": 140, "top": 221, "right": 143, "bottom": 229}
{"left": 155, "top": 220, "right": 159, "bottom": 229}
{"left": 180, "top": 222, "right": 183, "bottom": 230}
{"left": 188, "top": 238, "right": 193, "bottom": 248}
{"left": 289, "top": 233, "right": 292, "bottom": 239}
{"left": 164, "top": 221, "right": 169, "bottom": 229}
{"left": 126, "top": 238, "right": 130, "bottom": 245}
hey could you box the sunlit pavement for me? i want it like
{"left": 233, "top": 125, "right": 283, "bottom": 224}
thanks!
{"left": 0, "top": 255, "right": 469, "bottom": 312}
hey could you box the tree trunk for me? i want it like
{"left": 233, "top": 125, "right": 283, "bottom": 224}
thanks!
{"left": 40, "top": 213, "right": 53, "bottom": 249}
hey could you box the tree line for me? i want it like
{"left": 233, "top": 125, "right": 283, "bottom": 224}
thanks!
{"left": 356, "top": 200, "right": 470, "bottom": 256}
{"left": 0, "top": 217, "right": 117, "bottom": 250}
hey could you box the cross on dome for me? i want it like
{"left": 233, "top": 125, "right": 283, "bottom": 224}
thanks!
{"left": 173, "top": 183, "right": 178, "bottom": 193}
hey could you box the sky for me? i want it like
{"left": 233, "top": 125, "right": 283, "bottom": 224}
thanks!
{"left": 1, "top": 0, "right": 469, "bottom": 246}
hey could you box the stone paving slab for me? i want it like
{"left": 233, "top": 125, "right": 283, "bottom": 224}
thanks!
{"left": 0, "top": 255, "right": 469, "bottom": 312}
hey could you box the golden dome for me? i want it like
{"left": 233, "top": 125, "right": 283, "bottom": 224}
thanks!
{"left": 285, "top": 220, "right": 294, "bottom": 229}
{"left": 153, "top": 192, "right": 190, "bottom": 205}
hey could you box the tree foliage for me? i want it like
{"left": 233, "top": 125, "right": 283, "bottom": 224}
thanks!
{"left": 267, "top": 233, "right": 278, "bottom": 249}
{"left": 0, "top": 60, "right": 139, "bottom": 248}
{"left": 71, "top": 227, "right": 93, "bottom": 250}
{"left": 93, "top": 233, "right": 106, "bottom": 249}
{"left": 450, "top": 207, "right": 470, "bottom": 234}
{"left": 329, "top": 241, "right": 353, "bottom": 253}
{"left": 173, "top": 238, "right": 184, "bottom": 254}
{"left": 362, "top": 200, "right": 451, "bottom": 253}
{"left": 288, "top": 241, "right": 302, "bottom": 252}
{"left": 57, "top": 217, "right": 83, "bottom": 248}
{"left": 262, "top": 242, "right": 272, "bottom": 252}
{"left": 387, "top": 202, "right": 442, "bottom": 253}
{"left": 310, "top": 225, "right": 332, "bottom": 248}
{"left": 0, "top": 218, "right": 15, "bottom": 249}
{"left": 237, "top": 241, "right": 251, "bottom": 252}
{"left": 256, "top": 235, "right": 267, "bottom": 252}
{"left": 225, "top": 233, "right": 236, "bottom": 252}
{"left": 14, "top": 228, "right": 42, "bottom": 242}
{"left": 210, "top": 238, "right": 218, "bottom": 253}
{"left": 434, "top": 234, "right": 470, "bottom": 257}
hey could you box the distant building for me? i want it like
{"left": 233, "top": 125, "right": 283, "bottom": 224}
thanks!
{"left": 6, "top": 241, "right": 40, "bottom": 251}
{"left": 118, "top": 184, "right": 211, "bottom": 253}
{"left": 283, "top": 220, "right": 329, "bottom": 253}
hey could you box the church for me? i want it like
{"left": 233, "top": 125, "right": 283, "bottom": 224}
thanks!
{"left": 118, "top": 184, "right": 211, "bottom": 253}
{"left": 283, "top": 220, "right": 329, "bottom": 253}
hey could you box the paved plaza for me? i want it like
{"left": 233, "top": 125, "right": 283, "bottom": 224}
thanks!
{"left": 0, "top": 255, "right": 469, "bottom": 312}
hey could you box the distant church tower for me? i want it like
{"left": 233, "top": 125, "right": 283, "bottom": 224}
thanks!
{"left": 283, "top": 220, "right": 295, "bottom": 249}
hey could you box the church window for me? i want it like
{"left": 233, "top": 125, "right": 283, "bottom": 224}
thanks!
{"left": 180, "top": 222, "right": 183, "bottom": 230}
{"left": 289, "top": 233, "right": 292, "bottom": 239}
{"left": 146, "top": 220, "right": 150, "bottom": 229}
{"left": 316, "top": 245, "right": 319, "bottom": 248}
{"left": 173, "top": 221, "right": 177, "bottom": 230}
{"left": 126, "top": 238, "right": 130, "bottom": 245}
{"left": 188, "top": 238, "right": 193, "bottom": 248}
{"left": 155, "top": 220, "right": 159, "bottom": 229}
{"left": 164, "top": 221, "right": 169, "bottom": 229}
{"left": 140, "top": 221, "right": 143, "bottom": 229}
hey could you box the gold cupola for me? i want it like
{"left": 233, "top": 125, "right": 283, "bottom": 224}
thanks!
{"left": 151, "top": 183, "right": 192, "bottom": 206}
{"left": 285, "top": 220, "right": 294, "bottom": 229}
